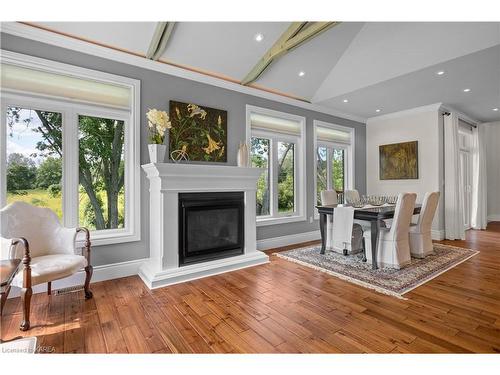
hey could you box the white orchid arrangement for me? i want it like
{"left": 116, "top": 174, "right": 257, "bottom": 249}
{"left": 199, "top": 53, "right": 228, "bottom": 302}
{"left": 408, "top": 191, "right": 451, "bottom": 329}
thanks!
{"left": 146, "top": 108, "right": 172, "bottom": 144}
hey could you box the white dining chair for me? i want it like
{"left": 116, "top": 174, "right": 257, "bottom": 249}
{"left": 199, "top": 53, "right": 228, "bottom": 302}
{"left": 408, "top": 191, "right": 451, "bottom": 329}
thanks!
{"left": 409, "top": 192, "right": 440, "bottom": 258}
{"left": 344, "top": 189, "right": 360, "bottom": 203}
{"left": 363, "top": 193, "right": 417, "bottom": 269}
{"left": 320, "top": 190, "right": 338, "bottom": 249}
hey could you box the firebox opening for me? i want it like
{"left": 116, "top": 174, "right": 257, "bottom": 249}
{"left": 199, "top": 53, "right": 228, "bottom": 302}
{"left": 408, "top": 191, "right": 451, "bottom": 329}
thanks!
{"left": 178, "top": 192, "right": 245, "bottom": 266}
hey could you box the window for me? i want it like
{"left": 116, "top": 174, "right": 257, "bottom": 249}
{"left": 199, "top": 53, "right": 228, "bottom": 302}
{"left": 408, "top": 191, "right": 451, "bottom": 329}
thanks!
{"left": 277, "top": 141, "right": 295, "bottom": 214}
{"left": 251, "top": 137, "right": 270, "bottom": 216}
{"left": 78, "top": 114, "right": 126, "bottom": 231}
{"left": 6, "top": 107, "right": 63, "bottom": 219}
{"left": 314, "top": 121, "right": 354, "bottom": 209}
{"left": 1, "top": 51, "right": 140, "bottom": 246}
{"left": 247, "top": 105, "right": 306, "bottom": 226}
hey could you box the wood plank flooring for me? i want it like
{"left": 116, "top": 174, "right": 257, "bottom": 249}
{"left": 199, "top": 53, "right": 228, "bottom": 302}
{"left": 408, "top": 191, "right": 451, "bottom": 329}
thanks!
{"left": 1, "top": 223, "right": 500, "bottom": 353}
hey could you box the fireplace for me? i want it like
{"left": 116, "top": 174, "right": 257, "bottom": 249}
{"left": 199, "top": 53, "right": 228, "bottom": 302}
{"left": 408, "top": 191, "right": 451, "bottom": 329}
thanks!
{"left": 178, "top": 192, "right": 245, "bottom": 266}
{"left": 140, "top": 163, "right": 268, "bottom": 289}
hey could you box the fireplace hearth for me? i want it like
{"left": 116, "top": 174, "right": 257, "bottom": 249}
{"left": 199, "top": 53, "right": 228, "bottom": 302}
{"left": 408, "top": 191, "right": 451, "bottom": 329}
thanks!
{"left": 179, "top": 192, "right": 244, "bottom": 266}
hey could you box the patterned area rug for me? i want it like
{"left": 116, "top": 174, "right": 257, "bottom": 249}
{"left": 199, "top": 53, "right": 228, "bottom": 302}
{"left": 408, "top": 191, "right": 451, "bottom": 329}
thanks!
{"left": 275, "top": 243, "right": 478, "bottom": 298}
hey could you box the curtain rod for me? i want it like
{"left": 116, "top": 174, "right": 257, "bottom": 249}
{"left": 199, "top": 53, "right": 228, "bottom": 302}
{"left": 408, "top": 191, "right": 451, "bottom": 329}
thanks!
{"left": 442, "top": 111, "right": 477, "bottom": 128}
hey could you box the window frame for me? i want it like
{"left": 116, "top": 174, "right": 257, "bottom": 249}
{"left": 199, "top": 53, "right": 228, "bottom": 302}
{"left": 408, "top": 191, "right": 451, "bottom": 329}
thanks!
{"left": 0, "top": 50, "right": 141, "bottom": 246}
{"left": 246, "top": 105, "right": 306, "bottom": 226}
{"left": 313, "top": 120, "right": 355, "bottom": 219}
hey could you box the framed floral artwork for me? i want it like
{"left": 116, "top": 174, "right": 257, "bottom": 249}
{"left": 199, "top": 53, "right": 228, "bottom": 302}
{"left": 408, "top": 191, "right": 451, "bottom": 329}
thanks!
{"left": 169, "top": 101, "right": 227, "bottom": 163}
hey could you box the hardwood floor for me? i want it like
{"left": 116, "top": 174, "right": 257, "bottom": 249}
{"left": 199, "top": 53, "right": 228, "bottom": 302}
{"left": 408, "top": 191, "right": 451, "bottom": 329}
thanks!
{"left": 1, "top": 223, "right": 500, "bottom": 353}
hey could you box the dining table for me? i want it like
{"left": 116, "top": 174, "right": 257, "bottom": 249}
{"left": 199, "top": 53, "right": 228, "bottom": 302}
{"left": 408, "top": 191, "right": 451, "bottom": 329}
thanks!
{"left": 315, "top": 203, "right": 422, "bottom": 269}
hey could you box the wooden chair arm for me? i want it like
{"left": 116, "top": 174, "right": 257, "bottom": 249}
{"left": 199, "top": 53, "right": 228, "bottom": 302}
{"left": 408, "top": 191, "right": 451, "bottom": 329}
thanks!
{"left": 76, "top": 227, "right": 91, "bottom": 265}
{"left": 10, "top": 237, "right": 30, "bottom": 264}
{"left": 10, "top": 237, "right": 31, "bottom": 290}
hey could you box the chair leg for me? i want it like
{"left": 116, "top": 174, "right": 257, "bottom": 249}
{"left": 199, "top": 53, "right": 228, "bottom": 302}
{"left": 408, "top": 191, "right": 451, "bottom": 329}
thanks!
{"left": 47, "top": 281, "right": 52, "bottom": 295}
{"left": 1, "top": 286, "right": 11, "bottom": 315}
{"left": 84, "top": 265, "right": 93, "bottom": 299}
{"left": 20, "top": 287, "right": 32, "bottom": 331}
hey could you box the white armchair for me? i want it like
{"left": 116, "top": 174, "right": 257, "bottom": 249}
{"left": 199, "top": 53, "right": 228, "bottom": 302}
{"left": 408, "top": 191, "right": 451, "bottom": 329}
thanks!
{"left": 0, "top": 201, "right": 93, "bottom": 331}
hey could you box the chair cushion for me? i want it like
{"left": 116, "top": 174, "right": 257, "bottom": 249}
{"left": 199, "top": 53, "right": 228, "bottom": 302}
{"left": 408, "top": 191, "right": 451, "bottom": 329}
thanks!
{"left": 12, "top": 254, "right": 87, "bottom": 287}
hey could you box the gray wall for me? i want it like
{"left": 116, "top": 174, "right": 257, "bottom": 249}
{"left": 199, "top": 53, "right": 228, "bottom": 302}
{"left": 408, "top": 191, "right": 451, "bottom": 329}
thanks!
{"left": 0, "top": 33, "right": 366, "bottom": 266}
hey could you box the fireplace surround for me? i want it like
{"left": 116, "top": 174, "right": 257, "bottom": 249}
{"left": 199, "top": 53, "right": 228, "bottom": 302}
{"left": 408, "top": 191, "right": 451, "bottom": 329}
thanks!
{"left": 139, "top": 163, "right": 268, "bottom": 289}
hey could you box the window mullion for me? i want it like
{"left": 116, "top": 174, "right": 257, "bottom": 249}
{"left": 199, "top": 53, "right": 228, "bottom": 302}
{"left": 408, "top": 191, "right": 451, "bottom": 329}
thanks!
{"left": 293, "top": 141, "right": 298, "bottom": 215}
{"left": 326, "top": 147, "right": 332, "bottom": 190}
{"left": 62, "top": 110, "right": 79, "bottom": 228}
{"left": 271, "top": 138, "right": 279, "bottom": 218}
{"left": 0, "top": 103, "right": 7, "bottom": 209}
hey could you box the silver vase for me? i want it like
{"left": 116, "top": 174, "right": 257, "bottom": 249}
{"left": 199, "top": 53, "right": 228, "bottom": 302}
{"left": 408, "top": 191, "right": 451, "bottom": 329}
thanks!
{"left": 148, "top": 144, "right": 166, "bottom": 163}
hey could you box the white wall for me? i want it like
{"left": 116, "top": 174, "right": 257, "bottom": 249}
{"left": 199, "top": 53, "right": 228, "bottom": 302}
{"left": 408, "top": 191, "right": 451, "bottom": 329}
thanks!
{"left": 366, "top": 104, "right": 444, "bottom": 235}
{"left": 484, "top": 121, "right": 500, "bottom": 221}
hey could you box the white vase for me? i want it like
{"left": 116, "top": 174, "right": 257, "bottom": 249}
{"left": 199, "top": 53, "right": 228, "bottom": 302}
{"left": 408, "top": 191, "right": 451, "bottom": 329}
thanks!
{"left": 237, "top": 142, "right": 249, "bottom": 167}
{"left": 148, "top": 144, "right": 166, "bottom": 163}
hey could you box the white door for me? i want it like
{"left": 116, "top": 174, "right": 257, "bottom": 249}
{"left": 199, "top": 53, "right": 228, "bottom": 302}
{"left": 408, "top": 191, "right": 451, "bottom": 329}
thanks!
{"left": 460, "top": 151, "right": 472, "bottom": 230}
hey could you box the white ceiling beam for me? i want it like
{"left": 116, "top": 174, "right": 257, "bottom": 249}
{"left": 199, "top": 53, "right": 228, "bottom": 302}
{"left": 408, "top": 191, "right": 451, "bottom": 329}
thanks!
{"left": 241, "top": 22, "right": 340, "bottom": 85}
{"left": 146, "top": 22, "right": 176, "bottom": 60}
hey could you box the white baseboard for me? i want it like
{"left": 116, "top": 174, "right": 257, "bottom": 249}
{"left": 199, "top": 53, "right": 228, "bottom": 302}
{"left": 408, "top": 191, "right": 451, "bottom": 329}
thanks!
{"left": 257, "top": 230, "right": 321, "bottom": 251}
{"left": 487, "top": 214, "right": 500, "bottom": 222}
{"left": 8, "top": 258, "right": 146, "bottom": 298}
{"left": 431, "top": 229, "right": 445, "bottom": 241}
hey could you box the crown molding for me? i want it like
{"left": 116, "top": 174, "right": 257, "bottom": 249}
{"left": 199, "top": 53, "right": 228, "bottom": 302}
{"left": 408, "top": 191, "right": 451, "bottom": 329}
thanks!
{"left": 366, "top": 102, "right": 480, "bottom": 125}
{"left": 0, "top": 22, "right": 367, "bottom": 124}
{"left": 366, "top": 103, "right": 444, "bottom": 123}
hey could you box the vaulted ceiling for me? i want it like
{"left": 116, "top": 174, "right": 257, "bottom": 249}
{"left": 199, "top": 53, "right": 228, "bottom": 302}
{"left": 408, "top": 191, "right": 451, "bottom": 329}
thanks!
{"left": 10, "top": 22, "right": 500, "bottom": 122}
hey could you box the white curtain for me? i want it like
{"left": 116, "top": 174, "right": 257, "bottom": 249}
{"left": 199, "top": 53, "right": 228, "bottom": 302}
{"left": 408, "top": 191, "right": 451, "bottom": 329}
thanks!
{"left": 444, "top": 113, "right": 466, "bottom": 240}
{"left": 471, "top": 124, "right": 488, "bottom": 229}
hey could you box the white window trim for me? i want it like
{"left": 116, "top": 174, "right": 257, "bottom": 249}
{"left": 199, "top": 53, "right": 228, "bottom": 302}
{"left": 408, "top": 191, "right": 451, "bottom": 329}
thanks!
{"left": 0, "top": 50, "right": 141, "bottom": 246}
{"left": 313, "top": 120, "right": 355, "bottom": 219}
{"left": 246, "top": 105, "right": 306, "bottom": 227}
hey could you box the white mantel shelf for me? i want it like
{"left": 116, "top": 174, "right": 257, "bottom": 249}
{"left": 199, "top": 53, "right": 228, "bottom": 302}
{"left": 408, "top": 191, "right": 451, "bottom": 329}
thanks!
{"left": 139, "top": 163, "right": 269, "bottom": 289}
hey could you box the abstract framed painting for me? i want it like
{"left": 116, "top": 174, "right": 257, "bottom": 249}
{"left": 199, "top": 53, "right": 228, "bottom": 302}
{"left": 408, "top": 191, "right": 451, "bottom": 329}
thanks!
{"left": 379, "top": 141, "right": 419, "bottom": 180}
{"left": 169, "top": 100, "right": 227, "bottom": 163}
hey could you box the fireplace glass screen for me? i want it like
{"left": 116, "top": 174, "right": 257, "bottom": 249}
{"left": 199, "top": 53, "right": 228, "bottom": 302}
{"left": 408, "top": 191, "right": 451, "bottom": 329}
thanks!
{"left": 179, "top": 192, "right": 244, "bottom": 266}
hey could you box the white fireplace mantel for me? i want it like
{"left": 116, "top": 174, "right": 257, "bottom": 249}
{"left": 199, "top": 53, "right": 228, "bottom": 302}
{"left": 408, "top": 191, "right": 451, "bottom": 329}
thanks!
{"left": 139, "top": 163, "right": 269, "bottom": 289}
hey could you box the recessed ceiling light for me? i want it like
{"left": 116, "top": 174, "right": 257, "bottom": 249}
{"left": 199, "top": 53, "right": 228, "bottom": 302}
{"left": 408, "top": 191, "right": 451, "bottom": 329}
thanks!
{"left": 254, "top": 33, "right": 264, "bottom": 42}
{"left": 493, "top": 108, "right": 499, "bottom": 111}
{"left": 343, "top": 99, "right": 349, "bottom": 103}
{"left": 298, "top": 71, "right": 305, "bottom": 77}
{"left": 375, "top": 109, "right": 381, "bottom": 113}
{"left": 436, "top": 71, "right": 445, "bottom": 75}
{"left": 463, "top": 88, "right": 471, "bottom": 92}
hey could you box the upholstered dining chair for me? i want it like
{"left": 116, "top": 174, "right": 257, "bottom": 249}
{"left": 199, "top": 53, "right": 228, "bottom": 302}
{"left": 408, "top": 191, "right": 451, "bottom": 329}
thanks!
{"left": 409, "top": 191, "right": 440, "bottom": 258}
{"left": 0, "top": 201, "right": 93, "bottom": 331}
{"left": 363, "top": 193, "right": 417, "bottom": 269}
{"left": 344, "top": 189, "right": 361, "bottom": 204}
{"left": 320, "top": 190, "right": 338, "bottom": 249}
